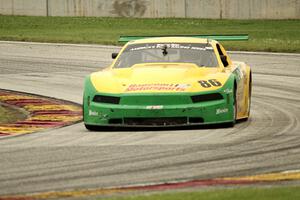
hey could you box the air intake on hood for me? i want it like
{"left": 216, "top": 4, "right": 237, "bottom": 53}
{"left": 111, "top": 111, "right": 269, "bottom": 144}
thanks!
{"left": 93, "top": 95, "right": 120, "bottom": 104}
{"left": 191, "top": 93, "right": 223, "bottom": 103}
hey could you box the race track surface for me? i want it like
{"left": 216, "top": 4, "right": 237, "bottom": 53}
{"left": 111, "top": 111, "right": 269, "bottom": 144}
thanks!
{"left": 0, "top": 41, "right": 299, "bottom": 196}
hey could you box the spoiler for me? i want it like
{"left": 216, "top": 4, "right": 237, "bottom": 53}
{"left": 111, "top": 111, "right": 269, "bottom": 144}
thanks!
{"left": 119, "top": 34, "right": 249, "bottom": 43}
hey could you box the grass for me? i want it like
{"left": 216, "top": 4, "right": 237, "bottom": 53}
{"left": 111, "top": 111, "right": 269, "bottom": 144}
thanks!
{"left": 0, "top": 16, "right": 299, "bottom": 52}
{"left": 109, "top": 186, "right": 300, "bottom": 200}
{"left": 0, "top": 105, "right": 26, "bottom": 124}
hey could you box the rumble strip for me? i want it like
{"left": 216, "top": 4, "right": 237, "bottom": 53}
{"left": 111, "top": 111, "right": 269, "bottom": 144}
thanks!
{"left": 0, "top": 90, "right": 82, "bottom": 136}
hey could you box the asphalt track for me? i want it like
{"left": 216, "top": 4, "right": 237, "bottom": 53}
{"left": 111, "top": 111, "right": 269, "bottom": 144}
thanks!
{"left": 0, "top": 41, "right": 299, "bottom": 196}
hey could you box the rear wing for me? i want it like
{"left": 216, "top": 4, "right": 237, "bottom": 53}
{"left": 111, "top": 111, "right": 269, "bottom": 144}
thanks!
{"left": 119, "top": 34, "right": 249, "bottom": 43}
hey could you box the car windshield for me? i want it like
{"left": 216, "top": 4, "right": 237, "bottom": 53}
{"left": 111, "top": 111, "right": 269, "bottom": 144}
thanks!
{"left": 114, "top": 43, "right": 218, "bottom": 68}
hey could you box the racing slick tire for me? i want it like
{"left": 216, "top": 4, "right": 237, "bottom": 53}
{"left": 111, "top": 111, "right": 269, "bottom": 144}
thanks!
{"left": 226, "top": 85, "right": 237, "bottom": 127}
{"left": 84, "top": 124, "right": 100, "bottom": 131}
{"left": 245, "top": 72, "right": 252, "bottom": 120}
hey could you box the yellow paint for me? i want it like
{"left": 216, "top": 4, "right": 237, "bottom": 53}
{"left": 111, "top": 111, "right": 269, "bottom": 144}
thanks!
{"left": 91, "top": 65, "right": 230, "bottom": 94}
{"left": 222, "top": 172, "right": 300, "bottom": 182}
{"left": 0, "top": 95, "right": 37, "bottom": 101}
{"left": 0, "top": 127, "right": 42, "bottom": 134}
{"left": 1, "top": 188, "right": 125, "bottom": 200}
{"left": 29, "top": 115, "right": 82, "bottom": 122}
{"left": 24, "top": 104, "right": 81, "bottom": 112}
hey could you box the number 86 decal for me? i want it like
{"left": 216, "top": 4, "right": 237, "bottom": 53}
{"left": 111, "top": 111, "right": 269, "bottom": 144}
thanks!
{"left": 198, "top": 79, "right": 222, "bottom": 88}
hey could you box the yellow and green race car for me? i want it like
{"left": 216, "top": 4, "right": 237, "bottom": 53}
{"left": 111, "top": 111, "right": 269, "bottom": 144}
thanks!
{"left": 83, "top": 35, "right": 252, "bottom": 130}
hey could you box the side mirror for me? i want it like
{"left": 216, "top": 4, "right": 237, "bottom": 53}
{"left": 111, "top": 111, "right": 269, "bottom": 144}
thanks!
{"left": 112, "top": 53, "right": 118, "bottom": 59}
{"left": 220, "top": 55, "right": 229, "bottom": 67}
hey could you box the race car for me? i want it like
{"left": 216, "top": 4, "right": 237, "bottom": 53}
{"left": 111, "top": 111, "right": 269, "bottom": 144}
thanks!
{"left": 83, "top": 35, "right": 252, "bottom": 129}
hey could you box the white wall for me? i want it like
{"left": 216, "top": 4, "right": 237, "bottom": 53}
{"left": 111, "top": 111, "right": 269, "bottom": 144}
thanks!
{"left": 0, "top": 0, "right": 299, "bottom": 19}
{"left": 0, "top": 0, "right": 46, "bottom": 16}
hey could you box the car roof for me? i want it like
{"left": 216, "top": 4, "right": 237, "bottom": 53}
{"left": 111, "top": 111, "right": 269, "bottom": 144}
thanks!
{"left": 127, "top": 37, "right": 218, "bottom": 45}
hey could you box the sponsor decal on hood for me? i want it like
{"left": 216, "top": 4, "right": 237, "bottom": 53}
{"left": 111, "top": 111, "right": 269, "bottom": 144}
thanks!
{"left": 125, "top": 83, "right": 191, "bottom": 92}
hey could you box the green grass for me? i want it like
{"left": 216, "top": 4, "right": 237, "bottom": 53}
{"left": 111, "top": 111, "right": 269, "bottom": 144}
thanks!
{"left": 0, "top": 105, "right": 26, "bottom": 124}
{"left": 0, "top": 16, "right": 299, "bottom": 52}
{"left": 109, "top": 186, "right": 300, "bottom": 200}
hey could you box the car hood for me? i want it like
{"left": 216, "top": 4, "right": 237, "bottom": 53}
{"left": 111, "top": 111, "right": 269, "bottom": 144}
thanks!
{"left": 90, "top": 63, "right": 231, "bottom": 94}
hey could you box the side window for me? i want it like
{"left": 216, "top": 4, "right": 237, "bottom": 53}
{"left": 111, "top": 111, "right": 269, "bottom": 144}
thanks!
{"left": 216, "top": 44, "right": 229, "bottom": 67}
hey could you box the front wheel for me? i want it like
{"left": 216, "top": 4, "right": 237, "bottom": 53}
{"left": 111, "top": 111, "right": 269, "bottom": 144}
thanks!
{"left": 245, "top": 73, "right": 252, "bottom": 120}
{"left": 227, "top": 88, "right": 237, "bottom": 127}
{"left": 84, "top": 124, "right": 99, "bottom": 131}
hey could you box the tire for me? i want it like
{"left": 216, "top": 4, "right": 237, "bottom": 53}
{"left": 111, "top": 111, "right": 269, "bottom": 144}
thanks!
{"left": 244, "top": 92, "right": 251, "bottom": 121}
{"left": 83, "top": 95, "right": 97, "bottom": 131}
{"left": 245, "top": 73, "right": 252, "bottom": 120}
{"left": 84, "top": 124, "right": 99, "bottom": 131}
{"left": 227, "top": 87, "right": 237, "bottom": 127}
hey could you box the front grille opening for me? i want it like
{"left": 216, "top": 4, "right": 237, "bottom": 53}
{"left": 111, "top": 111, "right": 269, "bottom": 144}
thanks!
{"left": 93, "top": 95, "right": 120, "bottom": 104}
{"left": 109, "top": 118, "right": 123, "bottom": 124}
{"left": 189, "top": 117, "right": 204, "bottom": 124}
{"left": 124, "top": 117, "right": 187, "bottom": 126}
{"left": 191, "top": 93, "right": 223, "bottom": 103}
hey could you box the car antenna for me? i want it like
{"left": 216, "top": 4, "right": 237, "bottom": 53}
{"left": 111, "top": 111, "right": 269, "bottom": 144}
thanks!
{"left": 162, "top": 45, "right": 168, "bottom": 56}
{"left": 206, "top": 38, "right": 211, "bottom": 46}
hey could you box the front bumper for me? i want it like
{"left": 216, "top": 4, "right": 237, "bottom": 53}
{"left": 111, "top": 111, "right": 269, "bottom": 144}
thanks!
{"left": 83, "top": 75, "right": 235, "bottom": 127}
{"left": 84, "top": 97, "right": 234, "bottom": 127}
